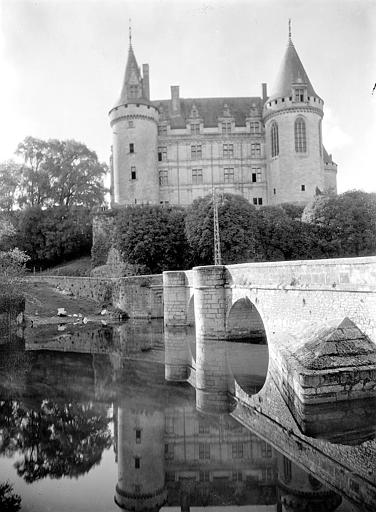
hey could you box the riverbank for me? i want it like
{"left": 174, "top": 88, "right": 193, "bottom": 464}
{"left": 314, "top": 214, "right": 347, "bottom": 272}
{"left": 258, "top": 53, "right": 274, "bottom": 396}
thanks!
{"left": 22, "top": 280, "right": 111, "bottom": 327}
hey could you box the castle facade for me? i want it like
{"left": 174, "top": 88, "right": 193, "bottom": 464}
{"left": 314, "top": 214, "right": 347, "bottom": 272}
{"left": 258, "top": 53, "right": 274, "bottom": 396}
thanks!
{"left": 109, "top": 28, "right": 337, "bottom": 207}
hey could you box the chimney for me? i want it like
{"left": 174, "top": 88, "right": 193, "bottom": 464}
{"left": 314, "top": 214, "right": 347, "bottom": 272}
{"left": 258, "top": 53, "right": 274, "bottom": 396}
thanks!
{"left": 170, "top": 85, "right": 181, "bottom": 115}
{"left": 142, "top": 64, "right": 150, "bottom": 100}
{"left": 262, "top": 83, "right": 268, "bottom": 102}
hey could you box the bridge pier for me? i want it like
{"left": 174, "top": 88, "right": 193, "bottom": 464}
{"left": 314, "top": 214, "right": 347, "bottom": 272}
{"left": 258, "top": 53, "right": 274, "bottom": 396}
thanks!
{"left": 193, "top": 266, "right": 230, "bottom": 413}
{"left": 163, "top": 271, "right": 190, "bottom": 381}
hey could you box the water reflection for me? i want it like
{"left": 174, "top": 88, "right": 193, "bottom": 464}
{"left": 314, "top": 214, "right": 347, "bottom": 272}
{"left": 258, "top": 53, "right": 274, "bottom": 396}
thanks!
{"left": 0, "top": 320, "right": 374, "bottom": 511}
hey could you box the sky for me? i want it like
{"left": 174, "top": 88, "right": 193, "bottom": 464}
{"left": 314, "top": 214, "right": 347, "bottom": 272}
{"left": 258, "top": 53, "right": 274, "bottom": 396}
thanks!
{"left": 0, "top": 0, "right": 375, "bottom": 193}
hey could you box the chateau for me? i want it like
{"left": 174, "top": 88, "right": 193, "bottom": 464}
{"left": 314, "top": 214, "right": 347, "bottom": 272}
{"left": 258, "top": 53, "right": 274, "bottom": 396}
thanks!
{"left": 109, "top": 26, "right": 337, "bottom": 207}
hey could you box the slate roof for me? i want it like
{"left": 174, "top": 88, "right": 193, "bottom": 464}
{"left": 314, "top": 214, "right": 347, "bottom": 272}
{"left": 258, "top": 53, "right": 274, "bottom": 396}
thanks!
{"left": 151, "top": 97, "right": 263, "bottom": 128}
{"left": 323, "top": 146, "right": 336, "bottom": 165}
{"left": 294, "top": 318, "right": 376, "bottom": 370}
{"left": 268, "top": 39, "right": 318, "bottom": 102}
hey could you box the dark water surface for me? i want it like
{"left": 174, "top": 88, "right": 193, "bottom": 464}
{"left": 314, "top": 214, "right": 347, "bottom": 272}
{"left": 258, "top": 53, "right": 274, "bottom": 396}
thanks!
{"left": 0, "top": 320, "right": 374, "bottom": 511}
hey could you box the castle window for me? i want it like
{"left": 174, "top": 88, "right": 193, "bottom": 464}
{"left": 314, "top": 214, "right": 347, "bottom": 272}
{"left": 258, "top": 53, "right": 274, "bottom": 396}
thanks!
{"left": 135, "top": 457, "right": 140, "bottom": 469}
{"left": 159, "top": 169, "right": 168, "bottom": 186}
{"left": 199, "top": 443, "right": 210, "bottom": 460}
{"left": 165, "top": 416, "right": 175, "bottom": 434}
{"left": 136, "top": 429, "right": 141, "bottom": 443}
{"left": 253, "top": 197, "right": 263, "bottom": 205}
{"left": 273, "top": 188, "right": 276, "bottom": 195}
{"left": 261, "top": 441, "right": 272, "bottom": 458}
{"left": 158, "top": 146, "right": 167, "bottom": 161}
{"left": 253, "top": 198, "right": 258, "bottom": 205}
{"left": 251, "top": 168, "right": 262, "bottom": 183}
{"left": 250, "top": 122, "right": 260, "bottom": 134}
{"left": 199, "top": 471, "right": 210, "bottom": 482}
{"left": 262, "top": 467, "right": 273, "bottom": 482}
{"left": 191, "top": 144, "right": 202, "bottom": 159}
{"left": 301, "top": 184, "right": 305, "bottom": 191}
{"left": 131, "top": 167, "right": 137, "bottom": 180}
{"left": 224, "top": 168, "right": 234, "bottom": 183}
{"left": 129, "top": 84, "right": 139, "bottom": 98}
{"left": 191, "top": 122, "right": 200, "bottom": 134}
{"left": 232, "top": 442, "right": 244, "bottom": 459}
{"left": 198, "top": 421, "right": 210, "bottom": 434}
{"left": 192, "top": 168, "right": 203, "bottom": 185}
{"left": 271, "top": 122, "right": 279, "bottom": 157}
{"left": 165, "top": 443, "right": 174, "bottom": 460}
{"left": 258, "top": 197, "right": 263, "bottom": 205}
{"left": 128, "top": 120, "right": 134, "bottom": 128}
{"left": 295, "top": 117, "right": 307, "bottom": 153}
{"left": 129, "top": 143, "right": 134, "bottom": 153}
{"left": 222, "top": 121, "right": 231, "bottom": 134}
{"left": 283, "top": 457, "right": 292, "bottom": 483}
{"left": 158, "top": 124, "right": 167, "bottom": 135}
{"left": 251, "top": 143, "right": 261, "bottom": 158}
{"left": 223, "top": 143, "right": 234, "bottom": 158}
{"left": 294, "top": 88, "right": 305, "bottom": 102}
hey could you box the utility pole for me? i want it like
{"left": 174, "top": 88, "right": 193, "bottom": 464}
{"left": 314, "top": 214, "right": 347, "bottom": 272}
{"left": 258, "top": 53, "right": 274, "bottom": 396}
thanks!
{"left": 212, "top": 188, "right": 222, "bottom": 265}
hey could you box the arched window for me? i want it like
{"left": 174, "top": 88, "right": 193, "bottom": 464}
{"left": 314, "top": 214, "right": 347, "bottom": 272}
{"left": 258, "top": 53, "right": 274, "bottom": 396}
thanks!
{"left": 271, "top": 122, "right": 279, "bottom": 157}
{"left": 295, "top": 117, "right": 307, "bottom": 153}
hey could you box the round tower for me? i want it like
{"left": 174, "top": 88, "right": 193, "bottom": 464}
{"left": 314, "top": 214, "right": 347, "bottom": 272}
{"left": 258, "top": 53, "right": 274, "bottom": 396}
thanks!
{"left": 263, "top": 23, "right": 325, "bottom": 205}
{"left": 115, "top": 397, "right": 167, "bottom": 511}
{"left": 277, "top": 454, "right": 342, "bottom": 512}
{"left": 109, "top": 33, "right": 159, "bottom": 206}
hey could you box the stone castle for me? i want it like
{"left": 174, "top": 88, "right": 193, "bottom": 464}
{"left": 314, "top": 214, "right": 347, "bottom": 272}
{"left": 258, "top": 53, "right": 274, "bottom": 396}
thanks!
{"left": 109, "top": 25, "right": 337, "bottom": 207}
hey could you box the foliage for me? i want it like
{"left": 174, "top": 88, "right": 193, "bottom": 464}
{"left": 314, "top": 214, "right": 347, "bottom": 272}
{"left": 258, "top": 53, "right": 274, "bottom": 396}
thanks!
{"left": 0, "top": 482, "right": 21, "bottom": 512}
{"left": 91, "top": 234, "right": 112, "bottom": 268}
{"left": 14, "top": 206, "right": 92, "bottom": 268}
{"left": 0, "top": 162, "right": 22, "bottom": 212}
{"left": 12, "top": 136, "right": 107, "bottom": 209}
{"left": 0, "top": 399, "right": 112, "bottom": 483}
{"left": 303, "top": 190, "right": 376, "bottom": 257}
{"left": 280, "top": 202, "right": 305, "bottom": 220}
{"left": 113, "top": 205, "right": 190, "bottom": 274}
{"left": 185, "top": 194, "right": 258, "bottom": 266}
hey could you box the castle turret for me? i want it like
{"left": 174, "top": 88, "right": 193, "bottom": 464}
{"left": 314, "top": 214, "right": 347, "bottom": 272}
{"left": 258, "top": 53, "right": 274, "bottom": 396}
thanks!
{"left": 109, "top": 29, "right": 159, "bottom": 205}
{"left": 263, "top": 22, "right": 325, "bottom": 205}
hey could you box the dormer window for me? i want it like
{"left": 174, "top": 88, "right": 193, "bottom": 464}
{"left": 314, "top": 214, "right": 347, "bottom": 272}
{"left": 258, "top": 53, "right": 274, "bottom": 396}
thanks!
{"left": 191, "top": 123, "right": 200, "bottom": 135}
{"left": 129, "top": 84, "right": 139, "bottom": 99}
{"left": 222, "top": 121, "right": 232, "bottom": 134}
{"left": 294, "top": 87, "right": 305, "bottom": 102}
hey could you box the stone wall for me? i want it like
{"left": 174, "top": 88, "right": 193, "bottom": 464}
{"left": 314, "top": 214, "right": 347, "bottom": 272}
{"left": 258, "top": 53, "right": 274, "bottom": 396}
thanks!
{"left": 29, "top": 274, "right": 163, "bottom": 319}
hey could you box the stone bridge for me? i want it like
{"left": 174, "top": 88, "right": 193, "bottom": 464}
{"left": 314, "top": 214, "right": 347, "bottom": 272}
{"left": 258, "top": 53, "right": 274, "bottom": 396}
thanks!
{"left": 163, "top": 256, "right": 376, "bottom": 412}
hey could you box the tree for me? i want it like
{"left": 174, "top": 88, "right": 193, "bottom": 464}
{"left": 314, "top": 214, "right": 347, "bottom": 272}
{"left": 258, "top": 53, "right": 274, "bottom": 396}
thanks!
{"left": 113, "top": 205, "right": 190, "bottom": 274}
{"left": 15, "top": 137, "right": 107, "bottom": 209}
{"left": 15, "top": 206, "right": 92, "bottom": 268}
{"left": 0, "top": 162, "right": 22, "bottom": 212}
{"left": 0, "top": 482, "right": 21, "bottom": 511}
{"left": 303, "top": 190, "right": 376, "bottom": 257}
{"left": 185, "top": 193, "right": 258, "bottom": 266}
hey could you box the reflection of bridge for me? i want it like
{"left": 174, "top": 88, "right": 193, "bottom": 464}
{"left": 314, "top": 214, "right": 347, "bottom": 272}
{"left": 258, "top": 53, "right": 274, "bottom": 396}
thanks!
{"left": 163, "top": 257, "right": 376, "bottom": 411}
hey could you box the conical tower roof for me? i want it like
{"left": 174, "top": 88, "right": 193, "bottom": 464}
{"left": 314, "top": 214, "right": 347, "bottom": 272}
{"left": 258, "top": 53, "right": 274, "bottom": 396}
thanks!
{"left": 114, "top": 40, "right": 150, "bottom": 108}
{"left": 268, "top": 36, "right": 319, "bottom": 102}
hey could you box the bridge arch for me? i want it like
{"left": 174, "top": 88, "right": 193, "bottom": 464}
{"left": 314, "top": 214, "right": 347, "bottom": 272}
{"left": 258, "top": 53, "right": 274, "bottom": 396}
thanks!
{"left": 226, "top": 296, "right": 269, "bottom": 398}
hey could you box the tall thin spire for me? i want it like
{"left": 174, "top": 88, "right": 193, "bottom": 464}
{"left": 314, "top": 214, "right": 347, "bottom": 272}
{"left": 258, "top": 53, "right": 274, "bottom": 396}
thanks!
{"left": 129, "top": 18, "right": 132, "bottom": 47}
{"left": 288, "top": 18, "right": 292, "bottom": 40}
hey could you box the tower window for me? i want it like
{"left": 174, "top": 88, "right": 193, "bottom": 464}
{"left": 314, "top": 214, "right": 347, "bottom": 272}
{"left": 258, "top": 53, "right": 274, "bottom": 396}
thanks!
{"left": 128, "top": 120, "right": 134, "bottom": 128}
{"left": 136, "top": 429, "right": 141, "bottom": 443}
{"left": 222, "top": 121, "right": 231, "bottom": 134}
{"left": 131, "top": 167, "right": 136, "bottom": 180}
{"left": 159, "top": 169, "right": 168, "bottom": 186}
{"left": 135, "top": 457, "right": 140, "bottom": 469}
{"left": 191, "top": 122, "right": 200, "bottom": 134}
{"left": 250, "top": 122, "right": 260, "bottom": 134}
{"left": 129, "top": 143, "right": 134, "bottom": 153}
{"left": 273, "top": 188, "right": 276, "bottom": 195}
{"left": 192, "top": 168, "right": 203, "bottom": 185}
{"left": 295, "top": 117, "right": 307, "bottom": 153}
{"left": 223, "top": 143, "right": 234, "bottom": 158}
{"left": 191, "top": 144, "right": 202, "bottom": 159}
{"left": 129, "top": 85, "right": 139, "bottom": 98}
{"left": 294, "top": 88, "right": 305, "bottom": 102}
{"left": 301, "top": 184, "right": 305, "bottom": 191}
{"left": 253, "top": 197, "right": 263, "bottom": 205}
{"left": 224, "top": 168, "right": 234, "bottom": 183}
{"left": 251, "top": 143, "right": 261, "bottom": 158}
{"left": 271, "top": 122, "right": 279, "bottom": 157}
{"left": 261, "top": 441, "right": 272, "bottom": 458}
{"left": 158, "top": 146, "right": 167, "bottom": 161}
